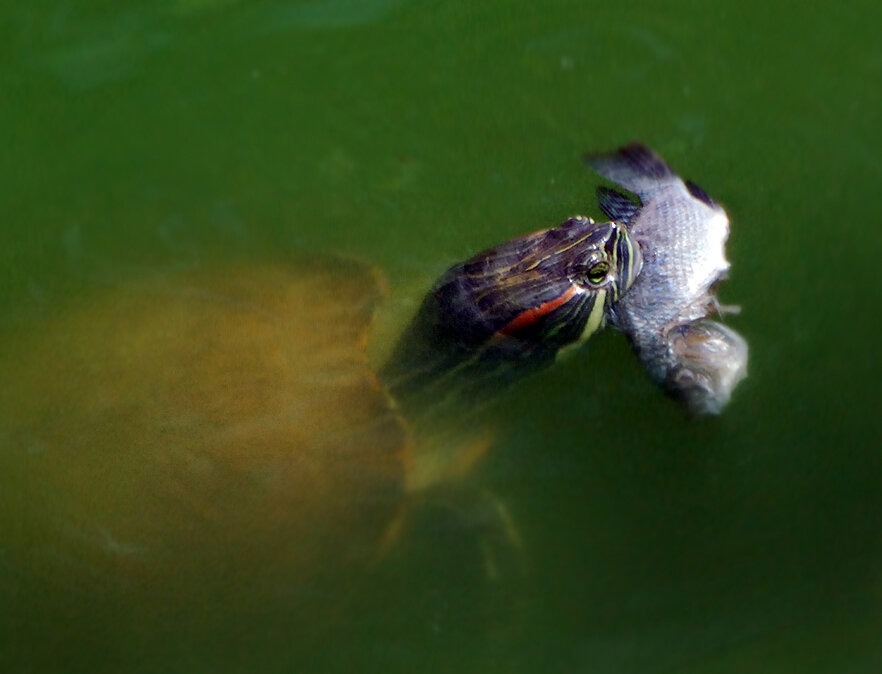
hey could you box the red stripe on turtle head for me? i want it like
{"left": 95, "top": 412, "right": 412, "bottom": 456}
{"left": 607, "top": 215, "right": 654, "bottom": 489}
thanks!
{"left": 495, "top": 284, "right": 580, "bottom": 336}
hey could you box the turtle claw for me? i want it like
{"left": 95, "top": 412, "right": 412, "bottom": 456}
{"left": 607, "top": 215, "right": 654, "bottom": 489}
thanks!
{"left": 471, "top": 488, "right": 526, "bottom": 581}
{"left": 373, "top": 483, "right": 527, "bottom": 582}
{"left": 373, "top": 425, "right": 527, "bottom": 581}
{"left": 429, "top": 484, "right": 527, "bottom": 581}
{"left": 372, "top": 504, "right": 409, "bottom": 564}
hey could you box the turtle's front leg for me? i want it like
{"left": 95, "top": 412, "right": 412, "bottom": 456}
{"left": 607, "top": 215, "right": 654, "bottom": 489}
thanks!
{"left": 375, "top": 427, "right": 526, "bottom": 581}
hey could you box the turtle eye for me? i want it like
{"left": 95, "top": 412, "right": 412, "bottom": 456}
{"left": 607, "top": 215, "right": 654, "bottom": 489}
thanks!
{"left": 585, "top": 260, "right": 610, "bottom": 286}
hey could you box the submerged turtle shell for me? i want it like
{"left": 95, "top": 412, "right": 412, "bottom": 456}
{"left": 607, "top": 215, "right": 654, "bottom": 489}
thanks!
{"left": 0, "top": 259, "right": 409, "bottom": 611}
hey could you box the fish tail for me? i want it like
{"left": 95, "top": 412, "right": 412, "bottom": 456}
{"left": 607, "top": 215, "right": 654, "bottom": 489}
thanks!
{"left": 584, "top": 143, "right": 677, "bottom": 197}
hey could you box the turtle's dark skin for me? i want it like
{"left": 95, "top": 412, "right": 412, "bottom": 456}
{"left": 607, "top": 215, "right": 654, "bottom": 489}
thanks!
{"left": 383, "top": 216, "right": 641, "bottom": 423}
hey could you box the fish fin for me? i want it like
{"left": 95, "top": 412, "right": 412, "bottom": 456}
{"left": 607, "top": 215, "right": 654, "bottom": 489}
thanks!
{"left": 707, "top": 295, "right": 741, "bottom": 316}
{"left": 685, "top": 179, "right": 716, "bottom": 207}
{"left": 584, "top": 143, "right": 675, "bottom": 197}
{"left": 596, "top": 186, "right": 640, "bottom": 224}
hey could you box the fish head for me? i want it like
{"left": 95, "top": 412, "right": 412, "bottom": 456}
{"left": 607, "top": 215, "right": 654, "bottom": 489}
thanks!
{"left": 663, "top": 319, "right": 748, "bottom": 415}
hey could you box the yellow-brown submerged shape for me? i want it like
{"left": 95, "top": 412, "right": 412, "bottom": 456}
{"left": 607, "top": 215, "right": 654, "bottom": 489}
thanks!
{"left": 0, "top": 261, "right": 407, "bottom": 609}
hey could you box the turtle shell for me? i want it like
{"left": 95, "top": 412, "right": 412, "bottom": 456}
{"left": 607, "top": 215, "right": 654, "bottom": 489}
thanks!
{"left": 0, "top": 259, "right": 409, "bottom": 615}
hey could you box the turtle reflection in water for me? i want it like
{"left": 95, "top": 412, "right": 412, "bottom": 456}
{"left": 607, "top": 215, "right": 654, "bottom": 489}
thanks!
{"left": 0, "top": 216, "right": 640, "bottom": 621}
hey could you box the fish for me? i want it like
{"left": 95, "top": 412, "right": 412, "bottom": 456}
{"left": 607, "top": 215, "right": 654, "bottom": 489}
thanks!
{"left": 585, "top": 143, "right": 748, "bottom": 414}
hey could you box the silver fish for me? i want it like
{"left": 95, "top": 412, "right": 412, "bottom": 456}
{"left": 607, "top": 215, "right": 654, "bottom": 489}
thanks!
{"left": 586, "top": 143, "right": 748, "bottom": 414}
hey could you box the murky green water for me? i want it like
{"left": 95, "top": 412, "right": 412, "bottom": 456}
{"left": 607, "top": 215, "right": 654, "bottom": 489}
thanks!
{"left": 2, "top": 1, "right": 880, "bottom": 672}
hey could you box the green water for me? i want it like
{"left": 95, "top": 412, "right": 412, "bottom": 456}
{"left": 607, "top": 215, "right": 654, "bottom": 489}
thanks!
{"left": 2, "top": 1, "right": 881, "bottom": 672}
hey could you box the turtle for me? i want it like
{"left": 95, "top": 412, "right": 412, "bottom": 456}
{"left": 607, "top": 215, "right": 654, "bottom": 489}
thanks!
{"left": 0, "top": 215, "right": 640, "bottom": 661}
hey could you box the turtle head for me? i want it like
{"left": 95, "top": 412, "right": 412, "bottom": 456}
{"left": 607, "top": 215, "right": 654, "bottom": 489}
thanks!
{"left": 423, "top": 216, "right": 643, "bottom": 355}
{"left": 381, "top": 216, "right": 642, "bottom": 410}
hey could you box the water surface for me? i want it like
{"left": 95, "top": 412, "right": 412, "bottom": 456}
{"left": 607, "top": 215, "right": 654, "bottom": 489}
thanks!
{"left": 2, "top": 1, "right": 880, "bottom": 672}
